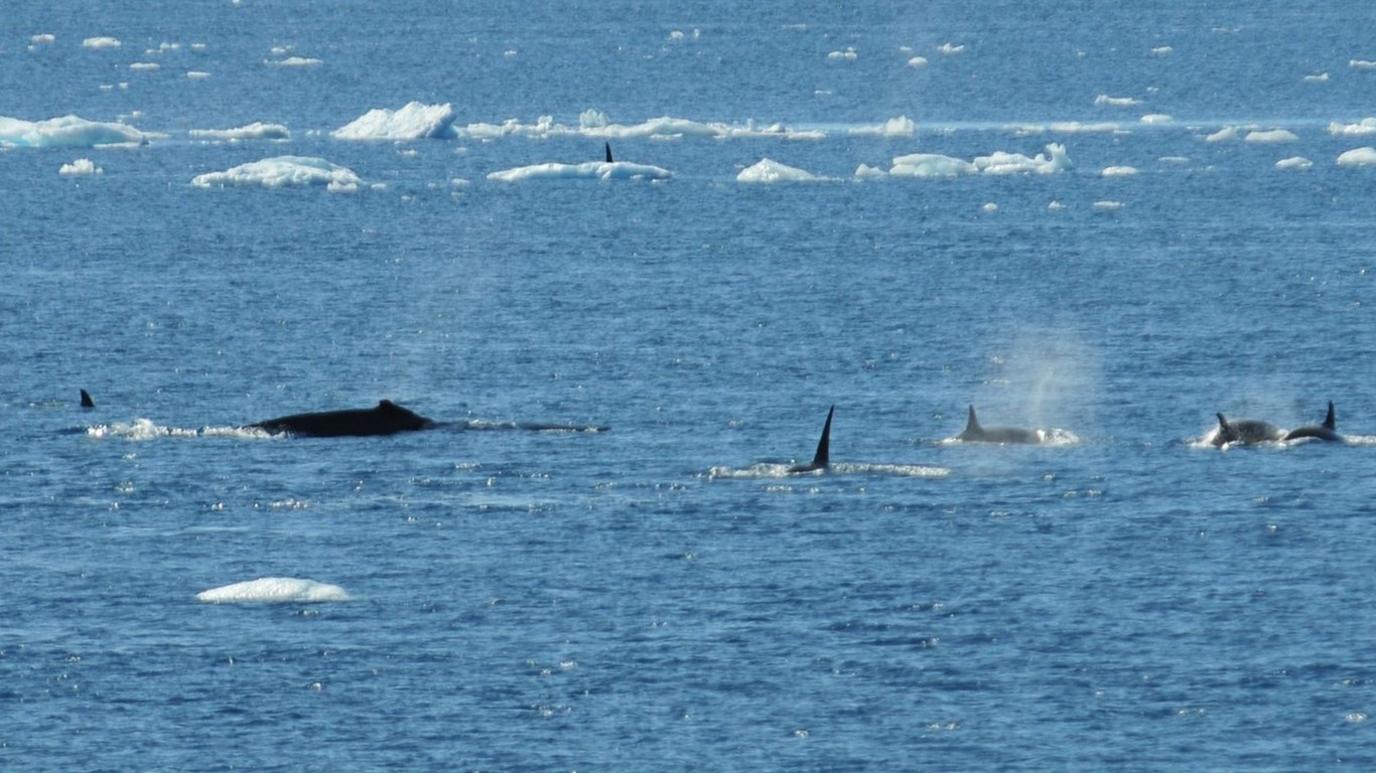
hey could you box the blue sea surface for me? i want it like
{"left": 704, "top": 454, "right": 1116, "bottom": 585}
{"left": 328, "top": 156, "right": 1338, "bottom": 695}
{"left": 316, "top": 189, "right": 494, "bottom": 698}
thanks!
{"left": 5, "top": 1, "right": 1376, "bottom": 770}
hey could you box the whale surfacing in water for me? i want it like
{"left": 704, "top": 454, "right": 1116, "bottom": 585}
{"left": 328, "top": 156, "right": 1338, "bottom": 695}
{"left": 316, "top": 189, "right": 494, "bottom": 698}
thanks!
{"left": 1212, "top": 413, "right": 1282, "bottom": 446}
{"left": 249, "top": 400, "right": 434, "bottom": 437}
{"left": 957, "top": 405, "right": 1041, "bottom": 444}
{"left": 80, "top": 389, "right": 95, "bottom": 409}
{"left": 1282, "top": 401, "right": 1341, "bottom": 442}
{"left": 787, "top": 405, "right": 833, "bottom": 473}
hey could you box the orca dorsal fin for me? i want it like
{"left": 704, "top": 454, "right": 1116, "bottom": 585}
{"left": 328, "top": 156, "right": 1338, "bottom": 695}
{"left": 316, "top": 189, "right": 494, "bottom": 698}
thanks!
{"left": 604, "top": 142, "right": 613, "bottom": 163}
{"left": 965, "top": 405, "right": 981, "bottom": 434}
{"left": 1324, "top": 401, "right": 1336, "bottom": 430}
{"left": 810, "top": 405, "right": 834, "bottom": 468}
{"left": 80, "top": 389, "right": 95, "bottom": 409}
{"left": 1216, "top": 412, "right": 1232, "bottom": 436}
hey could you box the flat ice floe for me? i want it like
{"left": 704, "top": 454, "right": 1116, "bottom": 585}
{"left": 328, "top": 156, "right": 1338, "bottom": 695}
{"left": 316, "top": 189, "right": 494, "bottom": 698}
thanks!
{"left": 82, "top": 37, "right": 121, "bottom": 50}
{"left": 197, "top": 577, "right": 351, "bottom": 603}
{"left": 1140, "top": 114, "right": 1173, "bottom": 124}
{"left": 265, "top": 55, "right": 321, "bottom": 67}
{"left": 1337, "top": 147, "right": 1376, "bottom": 167}
{"left": 1275, "top": 156, "right": 1313, "bottom": 170}
{"left": 847, "top": 115, "right": 916, "bottom": 137}
{"left": 1350, "top": 59, "right": 1376, "bottom": 70}
{"left": 334, "top": 101, "right": 457, "bottom": 140}
{"left": 737, "top": 158, "right": 821, "bottom": 183}
{"left": 1329, "top": 118, "right": 1376, "bottom": 136}
{"left": 1095, "top": 94, "right": 1142, "bottom": 107}
{"left": 1101, "top": 165, "right": 1137, "bottom": 176}
{"left": 191, "top": 155, "right": 361, "bottom": 191}
{"left": 487, "top": 160, "right": 671, "bottom": 182}
{"left": 1244, "top": 129, "right": 1297, "bottom": 143}
{"left": 59, "top": 158, "right": 102, "bottom": 176}
{"left": 188, "top": 122, "right": 290, "bottom": 141}
{"left": 884, "top": 143, "right": 1070, "bottom": 177}
{"left": 0, "top": 114, "right": 147, "bottom": 148}
{"left": 462, "top": 110, "right": 825, "bottom": 141}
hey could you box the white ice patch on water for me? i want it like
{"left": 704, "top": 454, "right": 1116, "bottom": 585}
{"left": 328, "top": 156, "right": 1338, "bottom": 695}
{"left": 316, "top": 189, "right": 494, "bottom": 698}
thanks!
{"left": 887, "top": 143, "right": 1070, "bottom": 177}
{"left": 186, "top": 71, "right": 211, "bottom": 80}
{"left": 848, "top": 115, "right": 915, "bottom": 137}
{"left": 1329, "top": 118, "right": 1376, "bottom": 136}
{"left": 890, "top": 153, "right": 976, "bottom": 177}
{"left": 59, "top": 158, "right": 102, "bottom": 176}
{"left": 1151, "top": 46, "right": 1173, "bottom": 57}
{"left": 1093, "top": 200, "right": 1124, "bottom": 211}
{"left": 937, "top": 42, "right": 965, "bottom": 55}
{"left": 83, "top": 37, "right": 121, "bottom": 50}
{"left": 334, "top": 101, "right": 457, "bottom": 140}
{"left": 0, "top": 114, "right": 147, "bottom": 148}
{"left": 129, "top": 62, "right": 159, "bottom": 71}
{"left": 189, "top": 122, "right": 291, "bottom": 141}
{"left": 853, "top": 163, "right": 887, "bottom": 179}
{"left": 1095, "top": 94, "right": 1141, "bottom": 107}
{"left": 1101, "top": 165, "right": 1137, "bottom": 176}
{"left": 197, "top": 577, "right": 351, "bottom": 604}
{"left": 1350, "top": 59, "right": 1376, "bottom": 70}
{"left": 737, "top": 158, "right": 822, "bottom": 183}
{"left": 1304, "top": 72, "right": 1330, "bottom": 82}
{"left": 907, "top": 56, "right": 928, "bottom": 68}
{"left": 1140, "top": 113, "right": 1173, "bottom": 124}
{"left": 266, "top": 56, "right": 321, "bottom": 67}
{"left": 31, "top": 34, "right": 55, "bottom": 45}
{"left": 1205, "top": 126, "right": 1241, "bottom": 142}
{"left": 826, "top": 47, "right": 858, "bottom": 62}
{"left": 487, "top": 160, "right": 671, "bottom": 182}
{"left": 1245, "top": 129, "right": 1297, "bottom": 143}
{"left": 1337, "top": 147, "right": 1376, "bottom": 167}
{"left": 1275, "top": 156, "right": 1313, "bottom": 170}
{"left": 463, "top": 112, "right": 824, "bottom": 141}
{"left": 191, "top": 155, "right": 362, "bottom": 191}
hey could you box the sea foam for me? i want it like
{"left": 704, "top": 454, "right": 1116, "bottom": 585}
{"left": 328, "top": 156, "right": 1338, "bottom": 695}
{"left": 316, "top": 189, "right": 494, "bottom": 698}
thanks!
{"left": 191, "top": 155, "right": 362, "bottom": 191}
{"left": 333, "top": 101, "right": 457, "bottom": 140}
{"left": 197, "top": 577, "right": 351, "bottom": 604}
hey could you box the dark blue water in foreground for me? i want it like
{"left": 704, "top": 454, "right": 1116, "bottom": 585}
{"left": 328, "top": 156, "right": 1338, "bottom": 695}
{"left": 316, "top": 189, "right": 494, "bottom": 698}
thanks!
{"left": 5, "top": 2, "right": 1376, "bottom": 770}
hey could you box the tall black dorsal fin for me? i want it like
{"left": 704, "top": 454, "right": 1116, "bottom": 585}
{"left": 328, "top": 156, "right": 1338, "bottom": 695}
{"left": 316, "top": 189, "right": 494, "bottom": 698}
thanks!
{"left": 1216, "top": 413, "right": 1231, "bottom": 434}
{"left": 1324, "top": 401, "right": 1336, "bottom": 430}
{"left": 604, "top": 142, "right": 613, "bottom": 163}
{"left": 810, "top": 405, "right": 834, "bottom": 468}
{"left": 965, "top": 405, "right": 980, "bottom": 434}
{"left": 80, "top": 389, "right": 95, "bottom": 409}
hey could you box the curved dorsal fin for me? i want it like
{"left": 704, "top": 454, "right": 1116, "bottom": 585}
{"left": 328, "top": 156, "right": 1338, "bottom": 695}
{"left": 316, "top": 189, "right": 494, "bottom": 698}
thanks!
{"left": 965, "top": 405, "right": 980, "bottom": 434}
{"left": 604, "top": 142, "right": 613, "bottom": 163}
{"left": 80, "top": 389, "right": 95, "bottom": 409}
{"left": 1324, "top": 401, "right": 1336, "bottom": 430}
{"left": 810, "top": 405, "right": 834, "bottom": 468}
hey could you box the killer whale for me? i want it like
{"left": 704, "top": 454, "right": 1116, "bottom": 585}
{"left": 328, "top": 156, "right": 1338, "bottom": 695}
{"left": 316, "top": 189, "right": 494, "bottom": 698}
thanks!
{"left": 1281, "top": 401, "right": 1340, "bottom": 442}
{"left": 1211, "top": 413, "right": 1283, "bottom": 446}
{"left": 787, "top": 405, "right": 833, "bottom": 473}
{"left": 957, "top": 405, "right": 1041, "bottom": 444}
{"left": 80, "top": 389, "right": 95, "bottom": 409}
{"left": 604, "top": 142, "right": 613, "bottom": 163}
{"left": 250, "top": 400, "right": 434, "bottom": 437}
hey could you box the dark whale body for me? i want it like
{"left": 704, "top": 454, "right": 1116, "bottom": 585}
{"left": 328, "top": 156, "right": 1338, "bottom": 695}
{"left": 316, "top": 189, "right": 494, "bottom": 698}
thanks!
{"left": 787, "top": 405, "right": 834, "bottom": 473}
{"left": 1212, "top": 414, "right": 1283, "bottom": 446}
{"left": 958, "top": 405, "right": 1041, "bottom": 444}
{"left": 250, "top": 400, "right": 434, "bottom": 437}
{"left": 1281, "top": 401, "right": 1340, "bottom": 442}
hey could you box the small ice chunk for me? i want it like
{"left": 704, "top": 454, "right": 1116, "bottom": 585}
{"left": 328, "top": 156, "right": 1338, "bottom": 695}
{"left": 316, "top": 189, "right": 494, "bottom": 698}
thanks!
{"left": 1151, "top": 46, "right": 1173, "bottom": 57}
{"left": 186, "top": 71, "right": 210, "bottom": 80}
{"left": 849, "top": 115, "right": 916, "bottom": 137}
{"left": 189, "top": 122, "right": 291, "bottom": 141}
{"left": 129, "top": 62, "right": 160, "bottom": 71}
{"left": 889, "top": 152, "right": 977, "bottom": 177}
{"left": 981, "top": 202, "right": 998, "bottom": 213}
{"left": 1275, "top": 156, "right": 1312, "bottom": 170}
{"left": 854, "top": 163, "right": 887, "bottom": 179}
{"left": 937, "top": 43, "right": 965, "bottom": 55}
{"left": 1094, "top": 94, "right": 1141, "bottom": 107}
{"left": 266, "top": 56, "right": 322, "bottom": 67}
{"left": 334, "top": 102, "right": 457, "bottom": 140}
{"left": 827, "top": 47, "right": 858, "bottom": 62}
{"left": 1101, "top": 166, "right": 1138, "bottom": 176}
{"left": 1140, "top": 114, "right": 1173, "bottom": 124}
{"left": 1093, "top": 200, "right": 1124, "bottom": 211}
{"left": 1205, "top": 126, "right": 1240, "bottom": 142}
{"left": 191, "top": 155, "right": 362, "bottom": 190}
{"left": 31, "top": 34, "right": 55, "bottom": 45}
{"left": 82, "top": 37, "right": 122, "bottom": 50}
{"left": 1304, "top": 72, "right": 1330, "bottom": 83}
{"left": 59, "top": 158, "right": 103, "bottom": 176}
{"left": 736, "top": 158, "right": 820, "bottom": 183}
{"left": 1047, "top": 200, "right": 1066, "bottom": 211}
{"left": 1244, "top": 129, "right": 1297, "bottom": 143}
{"left": 1350, "top": 59, "right": 1376, "bottom": 70}
{"left": 1329, "top": 118, "right": 1376, "bottom": 136}
{"left": 907, "top": 56, "right": 928, "bottom": 68}
{"left": 197, "top": 577, "right": 351, "bottom": 603}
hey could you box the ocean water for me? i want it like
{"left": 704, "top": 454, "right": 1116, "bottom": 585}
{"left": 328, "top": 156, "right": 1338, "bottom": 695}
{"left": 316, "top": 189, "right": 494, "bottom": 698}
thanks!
{"left": 5, "top": 2, "right": 1376, "bottom": 769}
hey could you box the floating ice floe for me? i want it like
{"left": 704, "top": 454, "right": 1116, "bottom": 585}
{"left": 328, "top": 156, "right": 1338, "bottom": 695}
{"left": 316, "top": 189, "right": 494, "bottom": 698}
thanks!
{"left": 1101, "top": 166, "right": 1137, "bottom": 176}
{"left": 1337, "top": 147, "right": 1376, "bottom": 167}
{"left": 981, "top": 202, "right": 999, "bottom": 213}
{"left": 189, "top": 122, "right": 291, "bottom": 141}
{"left": 827, "top": 47, "right": 857, "bottom": 62}
{"left": 847, "top": 115, "right": 915, "bottom": 137}
{"left": 82, "top": 36, "right": 121, "bottom": 50}
{"left": 887, "top": 143, "right": 1070, "bottom": 177}
{"left": 1158, "top": 155, "right": 1190, "bottom": 164}
{"left": 1095, "top": 94, "right": 1142, "bottom": 107}
{"left": 1140, "top": 114, "right": 1173, "bottom": 124}
{"left": 462, "top": 111, "right": 825, "bottom": 141}
{"left": 31, "top": 34, "right": 55, "bottom": 45}
{"left": 186, "top": 71, "right": 210, "bottom": 80}
{"left": 1304, "top": 72, "right": 1330, "bottom": 83}
{"left": 937, "top": 42, "right": 965, "bottom": 55}
{"left": 191, "top": 155, "right": 362, "bottom": 191}
{"left": 1350, "top": 59, "right": 1376, "bottom": 70}
{"left": 487, "top": 159, "right": 671, "bottom": 183}
{"left": 907, "top": 56, "right": 928, "bottom": 68}
{"left": 266, "top": 55, "right": 322, "bottom": 67}
{"left": 737, "top": 158, "right": 821, "bottom": 183}
{"left": 1275, "top": 156, "right": 1312, "bottom": 170}
{"left": 129, "top": 62, "right": 159, "bottom": 71}
{"left": 1329, "top": 118, "right": 1376, "bottom": 136}
{"left": 197, "top": 577, "right": 351, "bottom": 604}
{"left": 1093, "top": 200, "right": 1124, "bottom": 211}
{"left": 0, "top": 114, "right": 147, "bottom": 148}
{"left": 1151, "top": 46, "right": 1173, "bottom": 57}
{"left": 333, "top": 101, "right": 457, "bottom": 140}
{"left": 59, "top": 158, "right": 102, "bottom": 176}
{"left": 853, "top": 163, "right": 887, "bottom": 179}
{"left": 1245, "top": 129, "right": 1297, "bottom": 143}
{"left": 1204, "top": 126, "right": 1241, "bottom": 142}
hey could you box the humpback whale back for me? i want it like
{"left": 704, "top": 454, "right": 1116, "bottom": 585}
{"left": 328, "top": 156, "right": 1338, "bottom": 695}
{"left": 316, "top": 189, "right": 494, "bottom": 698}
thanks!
{"left": 251, "top": 400, "right": 434, "bottom": 437}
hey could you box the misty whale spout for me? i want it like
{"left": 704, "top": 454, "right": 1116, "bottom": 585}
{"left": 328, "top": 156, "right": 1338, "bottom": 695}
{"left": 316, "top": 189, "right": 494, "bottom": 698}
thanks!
{"left": 249, "top": 400, "right": 434, "bottom": 437}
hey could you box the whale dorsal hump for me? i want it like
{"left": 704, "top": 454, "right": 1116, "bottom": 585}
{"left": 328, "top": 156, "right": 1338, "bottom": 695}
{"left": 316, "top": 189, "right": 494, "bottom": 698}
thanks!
{"left": 604, "top": 142, "right": 613, "bottom": 163}
{"left": 1324, "top": 401, "right": 1336, "bottom": 430}
{"left": 80, "top": 389, "right": 95, "bottom": 409}
{"left": 809, "top": 405, "right": 834, "bottom": 468}
{"left": 965, "top": 405, "right": 981, "bottom": 435}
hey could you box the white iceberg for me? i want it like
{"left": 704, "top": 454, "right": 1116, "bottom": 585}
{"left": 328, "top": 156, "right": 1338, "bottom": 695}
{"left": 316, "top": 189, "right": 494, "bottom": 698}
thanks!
{"left": 1204, "top": 126, "right": 1240, "bottom": 142}
{"left": 1337, "top": 147, "right": 1376, "bottom": 167}
{"left": 191, "top": 155, "right": 362, "bottom": 191}
{"left": 1329, "top": 118, "right": 1376, "bottom": 137}
{"left": 189, "top": 122, "right": 291, "bottom": 141}
{"left": 853, "top": 163, "right": 888, "bottom": 179}
{"left": 0, "top": 114, "right": 147, "bottom": 148}
{"left": 888, "top": 143, "right": 1070, "bottom": 177}
{"left": 848, "top": 115, "right": 916, "bottom": 137}
{"left": 1101, "top": 166, "right": 1138, "bottom": 176}
{"left": 889, "top": 152, "right": 977, "bottom": 177}
{"left": 333, "top": 101, "right": 457, "bottom": 140}
{"left": 1350, "top": 59, "right": 1376, "bottom": 70}
{"left": 487, "top": 159, "right": 671, "bottom": 183}
{"left": 59, "top": 158, "right": 103, "bottom": 176}
{"left": 1275, "top": 156, "right": 1313, "bottom": 170}
{"left": 1244, "top": 129, "right": 1297, "bottom": 143}
{"left": 1095, "top": 94, "right": 1141, "bottom": 107}
{"left": 1151, "top": 46, "right": 1173, "bottom": 57}
{"left": 736, "top": 158, "right": 820, "bottom": 183}
{"left": 82, "top": 36, "right": 121, "bottom": 50}
{"left": 197, "top": 577, "right": 351, "bottom": 603}
{"left": 266, "top": 56, "right": 321, "bottom": 67}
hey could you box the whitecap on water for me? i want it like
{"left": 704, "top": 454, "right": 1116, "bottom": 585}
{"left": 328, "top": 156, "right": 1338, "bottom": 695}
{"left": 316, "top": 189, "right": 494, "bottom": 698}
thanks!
{"left": 197, "top": 577, "right": 350, "bottom": 604}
